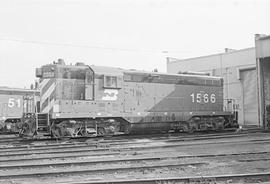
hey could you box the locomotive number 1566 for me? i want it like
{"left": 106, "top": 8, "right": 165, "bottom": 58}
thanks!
{"left": 190, "top": 93, "right": 216, "bottom": 103}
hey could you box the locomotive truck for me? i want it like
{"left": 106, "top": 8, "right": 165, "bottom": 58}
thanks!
{"left": 21, "top": 59, "right": 238, "bottom": 137}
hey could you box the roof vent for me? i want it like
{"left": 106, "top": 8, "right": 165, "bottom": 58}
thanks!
{"left": 224, "top": 48, "right": 236, "bottom": 53}
{"left": 75, "top": 62, "right": 85, "bottom": 66}
{"left": 255, "top": 34, "right": 266, "bottom": 39}
{"left": 57, "top": 58, "right": 65, "bottom": 65}
{"left": 178, "top": 71, "right": 210, "bottom": 76}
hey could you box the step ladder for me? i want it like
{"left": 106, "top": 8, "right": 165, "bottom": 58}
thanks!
{"left": 36, "top": 113, "right": 49, "bottom": 132}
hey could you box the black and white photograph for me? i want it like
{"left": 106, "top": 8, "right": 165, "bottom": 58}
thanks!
{"left": 0, "top": 0, "right": 270, "bottom": 183}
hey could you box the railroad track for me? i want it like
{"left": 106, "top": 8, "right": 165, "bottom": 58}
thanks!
{"left": 0, "top": 137, "right": 22, "bottom": 144}
{"left": 0, "top": 151, "right": 270, "bottom": 183}
{"left": 59, "top": 172, "right": 270, "bottom": 184}
{"left": 0, "top": 161, "right": 208, "bottom": 179}
{"left": 0, "top": 131, "right": 269, "bottom": 184}
{"left": 1, "top": 151, "right": 270, "bottom": 170}
{"left": 0, "top": 146, "right": 269, "bottom": 164}
{"left": 0, "top": 136, "right": 270, "bottom": 159}
{"left": 1, "top": 150, "right": 270, "bottom": 179}
{"left": 0, "top": 129, "right": 264, "bottom": 146}
{"left": 1, "top": 133, "right": 270, "bottom": 151}
{"left": 0, "top": 131, "right": 268, "bottom": 152}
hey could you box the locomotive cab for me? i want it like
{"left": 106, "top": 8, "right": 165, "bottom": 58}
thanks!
{"left": 36, "top": 60, "right": 95, "bottom": 102}
{"left": 34, "top": 60, "right": 125, "bottom": 137}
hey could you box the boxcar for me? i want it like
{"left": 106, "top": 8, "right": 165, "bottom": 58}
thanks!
{"left": 0, "top": 87, "right": 39, "bottom": 132}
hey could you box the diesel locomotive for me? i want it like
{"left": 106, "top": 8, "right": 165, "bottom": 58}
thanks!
{"left": 21, "top": 59, "right": 237, "bottom": 137}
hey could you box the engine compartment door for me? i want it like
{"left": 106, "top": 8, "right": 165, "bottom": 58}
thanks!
{"left": 85, "top": 68, "right": 94, "bottom": 100}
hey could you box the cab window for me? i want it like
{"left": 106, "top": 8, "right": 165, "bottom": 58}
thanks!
{"left": 104, "top": 76, "right": 117, "bottom": 88}
{"left": 58, "top": 68, "right": 85, "bottom": 79}
{"left": 42, "top": 66, "right": 55, "bottom": 78}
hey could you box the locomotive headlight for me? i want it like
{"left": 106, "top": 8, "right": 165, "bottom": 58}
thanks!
{"left": 55, "top": 113, "right": 60, "bottom": 117}
{"left": 6, "top": 123, "right": 11, "bottom": 130}
{"left": 35, "top": 68, "right": 42, "bottom": 77}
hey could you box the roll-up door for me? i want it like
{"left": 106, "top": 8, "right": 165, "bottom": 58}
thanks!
{"left": 240, "top": 69, "right": 258, "bottom": 125}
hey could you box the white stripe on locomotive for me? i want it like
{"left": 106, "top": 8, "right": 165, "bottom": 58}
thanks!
{"left": 40, "top": 80, "right": 56, "bottom": 112}
{"left": 39, "top": 79, "right": 50, "bottom": 89}
{"left": 42, "top": 99, "right": 56, "bottom": 113}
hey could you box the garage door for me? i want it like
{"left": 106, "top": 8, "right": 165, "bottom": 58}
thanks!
{"left": 240, "top": 69, "right": 259, "bottom": 125}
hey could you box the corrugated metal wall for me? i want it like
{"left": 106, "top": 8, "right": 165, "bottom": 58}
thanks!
{"left": 240, "top": 69, "right": 258, "bottom": 125}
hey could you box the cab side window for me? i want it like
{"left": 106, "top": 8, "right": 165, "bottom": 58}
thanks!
{"left": 104, "top": 76, "right": 117, "bottom": 88}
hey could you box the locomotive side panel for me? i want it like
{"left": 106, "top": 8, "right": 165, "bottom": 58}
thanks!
{"left": 121, "top": 73, "right": 229, "bottom": 133}
{"left": 123, "top": 83, "right": 223, "bottom": 121}
{"left": 122, "top": 72, "right": 224, "bottom": 124}
{"left": 122, "top": 82, "right": 168, "bottom": 113}
{"left": 0, "top": 94, "right": 23, "bottom": 120}
{"left": 153, "top": 84, "right": 223, "bottom": 112}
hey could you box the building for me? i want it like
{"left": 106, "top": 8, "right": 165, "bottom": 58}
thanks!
{"left": 255, "top": 34, "right": 270, "bottom": 129}
{"left": 167, "top": 47, "right": 258, "bottom": 127}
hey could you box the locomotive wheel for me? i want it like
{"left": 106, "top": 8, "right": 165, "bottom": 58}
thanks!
{"left": 188, "top": 123, "right": 197, "bottom": 133}
{"left": 97, "top": 127, "right": 106, "bottom": 135}
{"left": 188, "top": 127, "right": 196, "bottom": 133}
{"left": 179, "top": 122, "right": 190, "bottom": 132}
{"left": 78, "top": 127, "right": 89, "bottom": 137}
{"left": 51, "top": 127, "right": 62, "bottom": 138}
{"left": 18, "top": 123, "right": 37, "bottom": 138}
{"left": 80, "top": 129, "right": 90, "bottom": 137}
{"left": 0, "top": 121, "right": 5, "bottom": 132}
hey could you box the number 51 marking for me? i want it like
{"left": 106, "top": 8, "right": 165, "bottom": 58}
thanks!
{"left": 8, "top": 98, "right": 21, "bottom": 108}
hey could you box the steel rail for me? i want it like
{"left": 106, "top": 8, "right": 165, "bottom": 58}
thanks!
{"left": 0, "top": 150, "right": 269, "bottom": 165}
{"left": 0, "top": 152, "right": 121, "bottom": 163}
{"left": 0, "top": 147, "right": 110, "bottom": 157}
{"left": 0, "top": 137, "right": 21, "bottom": 143}
{"left": 0, "top": 129, "right": 264, "bottom": 145}
{"left": 1, "top": 151, "right": 270, "bottom": 170}
{"left": 0, "top": 162, "right": 207, "bottom": 179}
{"left": 60, "top": 172, "right": 270, "bottom": 184}
{"left": 1, "top": 134, "right": 270, "bottom": 154}
{"left": 0, "top": 155, "right": 205, "bottom": 170}
{"left": 0, "top": 131, "right": 267, "bottom": 152}
{"left": 1, "top": 138, "right": 270, "bottom": 158}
